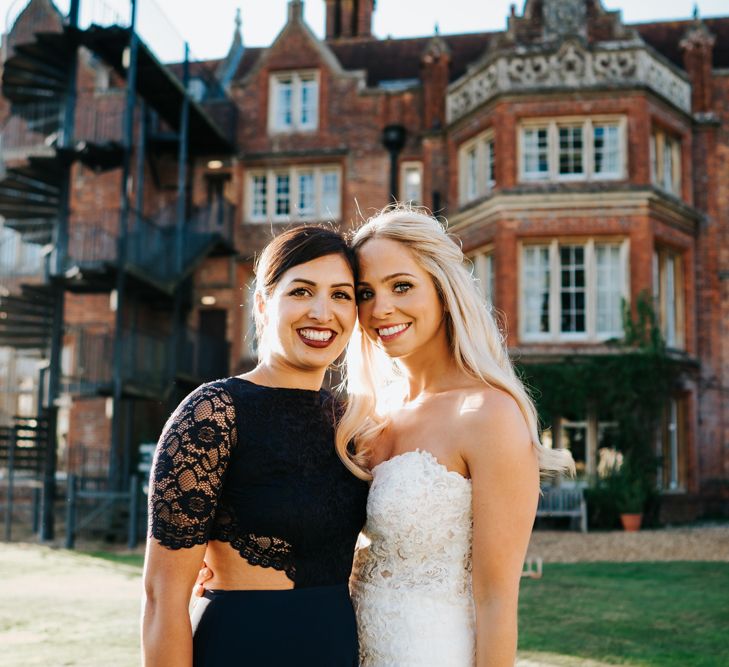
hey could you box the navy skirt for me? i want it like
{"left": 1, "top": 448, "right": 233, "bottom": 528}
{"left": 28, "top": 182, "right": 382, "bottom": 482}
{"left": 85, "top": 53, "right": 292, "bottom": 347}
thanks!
{"left": 191, "top": 584, "right": 359, "bottom": 666}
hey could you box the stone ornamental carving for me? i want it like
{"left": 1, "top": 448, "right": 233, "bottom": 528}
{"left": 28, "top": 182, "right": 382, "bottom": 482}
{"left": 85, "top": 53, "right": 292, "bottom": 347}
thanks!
{"left": 447, "top": 41, "right": 691, "bottom": 124}
{"left": 543, "top": 0, "right": 587, "bottom": 39}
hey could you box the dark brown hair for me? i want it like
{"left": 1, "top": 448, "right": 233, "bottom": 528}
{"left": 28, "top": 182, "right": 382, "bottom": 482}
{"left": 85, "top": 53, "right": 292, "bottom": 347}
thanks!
{"left": 255, "top": 225, "right": 356, "bottom": 296}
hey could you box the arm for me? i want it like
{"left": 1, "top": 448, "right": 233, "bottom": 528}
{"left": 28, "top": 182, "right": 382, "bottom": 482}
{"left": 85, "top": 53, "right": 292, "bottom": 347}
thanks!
{"left": 465, "top": 391, "right": 539, "bottom": 667}
{"left": 141, "top": 384, "right": 236, "bottom": 667}
{"left": 142, "top": 541, "right": 206, "bottom": 666}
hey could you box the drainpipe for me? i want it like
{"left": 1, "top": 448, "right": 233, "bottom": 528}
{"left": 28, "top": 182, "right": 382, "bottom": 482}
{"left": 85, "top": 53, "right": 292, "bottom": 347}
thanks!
{"left": 382, "top": 124, "right": 406, "bottom": 203}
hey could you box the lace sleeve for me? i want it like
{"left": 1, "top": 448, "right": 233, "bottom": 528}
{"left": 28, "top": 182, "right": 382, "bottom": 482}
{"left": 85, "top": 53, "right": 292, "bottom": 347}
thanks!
{"left": 148, "top": 382, "right": 237, "bottom": 549}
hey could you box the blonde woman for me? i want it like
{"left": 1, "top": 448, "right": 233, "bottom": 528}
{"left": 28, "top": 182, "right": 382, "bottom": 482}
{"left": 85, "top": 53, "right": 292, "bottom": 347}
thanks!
{"left": 336, "top": 207, "right": 574, "bottom": 666}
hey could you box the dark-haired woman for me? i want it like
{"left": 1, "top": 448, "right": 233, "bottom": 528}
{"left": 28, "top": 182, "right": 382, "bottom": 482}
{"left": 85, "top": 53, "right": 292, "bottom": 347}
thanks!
{"left": 141, "top": 226, "right": 369, "bottom": 666}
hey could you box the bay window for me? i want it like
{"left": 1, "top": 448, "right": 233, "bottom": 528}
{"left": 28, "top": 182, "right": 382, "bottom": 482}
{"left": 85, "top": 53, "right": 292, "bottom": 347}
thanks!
{"left": 520, "top": 238, "right": 629, "bottom": 342}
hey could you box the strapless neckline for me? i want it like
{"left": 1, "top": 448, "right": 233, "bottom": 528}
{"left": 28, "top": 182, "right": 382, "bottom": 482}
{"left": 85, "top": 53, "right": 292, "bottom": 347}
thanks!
{"left": 370, "top": 448, "right": 472, "bottom": 485}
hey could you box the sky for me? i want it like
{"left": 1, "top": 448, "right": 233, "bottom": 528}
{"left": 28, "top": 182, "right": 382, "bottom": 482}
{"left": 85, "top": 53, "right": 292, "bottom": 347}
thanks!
{"left": 2, "top": 0, "right": 728, "bottom": 62}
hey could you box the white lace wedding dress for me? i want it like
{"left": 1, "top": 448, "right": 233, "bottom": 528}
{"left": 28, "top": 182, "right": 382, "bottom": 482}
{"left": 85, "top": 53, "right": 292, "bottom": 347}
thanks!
{"left": 350, "top": 449, "right": 475, "bottom": 666}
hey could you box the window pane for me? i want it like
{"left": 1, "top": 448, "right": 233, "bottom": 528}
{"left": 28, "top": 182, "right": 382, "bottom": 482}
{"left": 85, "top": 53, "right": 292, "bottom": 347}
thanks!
{"left": 252, "top": 174, "right": 267, "bottom": 218}
{"left": 297, "top": 172, "right": 315, "bottom": 217}
{"left": 403, "top": 166, "right": 422, "bottom": 204}
{"left": 594, "top": 124, "right": 620, "bottom": 176}
{"left": 596, "top": 244, "right": 623, "bottom": 335}
{"left": 299, "top": 77, "right": 318, "bottom": 128}
{"left": 467, "top": 147, "right": 477, "bottom": 199}
{"left": 663, "top": 136, "right": 676, "bottom": 193}
{"left": 321, "top": 170, "right": 340, "bottom": 218}
{"left": 275, "top": 174, "right": 290, "bottom": 216}
{"left": 276, "top": 78, "right": 293, "bottom": 129}
{"left": 523, "top": 127, "right": 549, "bottom": 177}
{"left": 485, "top": 138, "right": 496, "bottom": 188}
{"left": 665, "top": 254, "right": 676, "bottom": 347}
{"left": 522, "top": 245, "right": 550, "bottom": 334}
{"left": 558, "top": 125, "right": 584, "bottom": 175}
{"left": 473, "top": 252, "right": 493, "bottom": 304}
{"left": 559, "top": 245, "right": 586, "bottom": 333}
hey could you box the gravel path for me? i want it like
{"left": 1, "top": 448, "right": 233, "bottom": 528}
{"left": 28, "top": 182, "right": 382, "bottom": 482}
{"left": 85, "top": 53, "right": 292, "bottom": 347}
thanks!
{"left": 526, "top": 524, "right": 729, "bottom": 562}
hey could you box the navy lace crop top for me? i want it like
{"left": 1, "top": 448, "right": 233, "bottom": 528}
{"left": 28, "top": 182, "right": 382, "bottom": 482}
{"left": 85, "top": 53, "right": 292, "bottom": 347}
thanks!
{"left": 148, "top": 377, "right": 369, "bottom": 588}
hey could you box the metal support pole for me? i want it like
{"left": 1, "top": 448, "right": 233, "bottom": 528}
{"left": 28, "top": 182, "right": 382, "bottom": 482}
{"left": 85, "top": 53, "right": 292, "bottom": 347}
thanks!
{"left": 127, "top": 473, "right": 139, "bottom": 549}
{"left": 110, "top": 0, "right": 139, "bottom": 491}
{"left": 65, "top": 473, "right": 77, "bottom": 549}
{"left": 41, "top": 0, "right": 81, "bottom": 542}
{"left": 32, "top": 486, "right": 41, "bottom": 534}
{"left": 176, "top": 42, "right": 190, "bottom": 276}
{"left": 169, "top": 43, "right": 191, "bottom": 395}
{"left": 4, "top": 429, "right": 16, "bottom": 542}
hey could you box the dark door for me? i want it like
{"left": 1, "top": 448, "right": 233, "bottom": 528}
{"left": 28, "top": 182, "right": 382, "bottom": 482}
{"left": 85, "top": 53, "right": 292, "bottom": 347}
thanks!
{"left": 198, "top": 309, "right": 228, "bottom": 380}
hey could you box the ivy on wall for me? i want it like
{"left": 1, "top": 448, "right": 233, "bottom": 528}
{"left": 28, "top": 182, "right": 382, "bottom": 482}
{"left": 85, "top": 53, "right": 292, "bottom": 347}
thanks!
{"left": 515, "top": 291, "right": 687, "bottom": 479}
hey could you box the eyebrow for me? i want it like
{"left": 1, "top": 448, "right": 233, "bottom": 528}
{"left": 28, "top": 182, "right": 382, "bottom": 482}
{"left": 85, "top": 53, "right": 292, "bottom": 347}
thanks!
{"left": 289, "top": 278, "right": 355, "bottom": 289}
{"left": 357, "top": 272, "right": 416, "bottom": 285}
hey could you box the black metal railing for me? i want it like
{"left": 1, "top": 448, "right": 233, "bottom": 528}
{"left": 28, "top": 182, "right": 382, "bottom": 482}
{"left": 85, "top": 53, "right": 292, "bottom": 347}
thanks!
{"left": 62, "top": 324, "right": 228, "bottom": 396}
{"left": 0, "top": 104, "right": 62, "bottom": 160}
{"left": 67, "top": 213, "right": 119, "bottom": 267}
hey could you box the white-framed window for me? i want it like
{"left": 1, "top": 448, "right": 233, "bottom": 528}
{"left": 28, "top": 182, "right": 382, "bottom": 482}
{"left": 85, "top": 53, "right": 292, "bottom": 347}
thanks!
{"left": 274, "top": 173, "right": 291, "bottom": 216}
{"left": 593, "top": 123, "right": 621, "bottom": 177}
{"left": 297, "top": 171, "right": 315, "bottom": 217}
{"left": 251, "top": 174, "right": 267, "bottom": 218}
{"left": 269, "top": 71, "right": 319, "bottom": 133}
{"left": 653, "top": 247, "right": 684, "bottom": 349}
{"left": 459, "top": 130, "right": 496, "bottom": 205}
{"left": 470, "top": 247, "right": 494, "bottom": 305}
{"left": 400, "top": 161, "right": 423, "bottom": 205}
{"left": 520, "top": 238, "right": 629, "bottom": 342}
{"left": 519, "top": 117, "right": 626, "bottom": 182}
{"left": 558, "top": 124, "right": 584, "bottom": 177}
{"left": 247, "top": 166, "right": 341, "bottom": 222}
{"left": 656, "top": 397, "right": 687, "bottom": 492}
{"left": 650, "top": 128, "right": 681, "bottom": 196}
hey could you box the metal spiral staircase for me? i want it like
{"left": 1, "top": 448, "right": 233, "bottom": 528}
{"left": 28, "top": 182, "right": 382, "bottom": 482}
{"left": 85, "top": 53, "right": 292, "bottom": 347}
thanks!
{"left": 0, "top": 0, "right": 237, "bottom": 539}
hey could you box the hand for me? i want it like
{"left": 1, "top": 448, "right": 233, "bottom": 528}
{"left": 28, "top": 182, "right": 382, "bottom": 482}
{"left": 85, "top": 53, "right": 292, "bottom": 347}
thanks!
{"left": 193, "top": 561, "right": 214, "bottom": 597}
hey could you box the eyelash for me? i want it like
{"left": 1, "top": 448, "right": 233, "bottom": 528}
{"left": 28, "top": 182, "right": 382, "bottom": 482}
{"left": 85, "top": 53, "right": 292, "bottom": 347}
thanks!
{"left": 357, "top": 282, "right": 413, "bottom": 301}
{"left": 288, "top": 287, "right": 352, "bottom": 301}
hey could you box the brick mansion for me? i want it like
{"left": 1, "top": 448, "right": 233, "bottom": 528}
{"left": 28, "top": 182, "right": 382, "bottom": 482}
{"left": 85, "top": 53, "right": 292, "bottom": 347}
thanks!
{"left": 1, "top": 0, "right": 728, "bottom": 526}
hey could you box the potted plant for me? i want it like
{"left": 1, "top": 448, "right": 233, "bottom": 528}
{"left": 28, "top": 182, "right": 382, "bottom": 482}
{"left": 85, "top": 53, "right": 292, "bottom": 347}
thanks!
{"left": 610, "top": 457, "right": 648, "bottom": 532}
{"left": 590, "top": 449, "right": 647, "bottom": 531}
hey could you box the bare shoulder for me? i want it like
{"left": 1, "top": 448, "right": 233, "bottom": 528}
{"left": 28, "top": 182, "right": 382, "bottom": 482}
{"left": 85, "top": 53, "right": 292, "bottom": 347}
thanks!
{"left": 454, "top": 386, "right": 533, "bottom": 464}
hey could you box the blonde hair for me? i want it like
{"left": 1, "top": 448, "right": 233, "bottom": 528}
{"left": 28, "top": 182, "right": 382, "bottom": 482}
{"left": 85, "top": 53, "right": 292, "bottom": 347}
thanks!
{"left": 335, "top": 206, "right": 574, "bottom": 480}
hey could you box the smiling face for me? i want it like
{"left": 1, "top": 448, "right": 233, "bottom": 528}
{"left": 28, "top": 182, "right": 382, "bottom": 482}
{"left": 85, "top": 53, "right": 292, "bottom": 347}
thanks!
{"left": 356, "top": 237, "right": 448, "bottom": 360}
{"left": 260, "top": 253, "right": 357, "bottom": 373}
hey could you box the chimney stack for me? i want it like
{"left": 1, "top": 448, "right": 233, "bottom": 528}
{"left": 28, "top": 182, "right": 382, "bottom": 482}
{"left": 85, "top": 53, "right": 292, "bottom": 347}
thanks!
{"left": 325, "top": 0, "right": 375, "bottom": 40}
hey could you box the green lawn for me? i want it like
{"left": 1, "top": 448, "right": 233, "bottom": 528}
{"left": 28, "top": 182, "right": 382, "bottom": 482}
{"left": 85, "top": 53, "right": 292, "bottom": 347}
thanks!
{"left": 518, "top": 562, "right": 729, "bottom": 667}
{"left": 83, "top": 554, "right": 728, "bottom": 666}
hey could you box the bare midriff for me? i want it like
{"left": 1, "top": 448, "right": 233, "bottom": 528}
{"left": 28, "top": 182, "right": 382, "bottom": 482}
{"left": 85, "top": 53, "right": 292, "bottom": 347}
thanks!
{"left": 203, "top": 540, "right": 294, "bottom": 590}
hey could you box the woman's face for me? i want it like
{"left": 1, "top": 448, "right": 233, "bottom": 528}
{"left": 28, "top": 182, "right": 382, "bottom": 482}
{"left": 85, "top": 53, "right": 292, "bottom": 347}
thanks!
{"left": 261, "top": 253, "right": 357, "bottom": 372}
{"left": 356, "top": 237, "right": 447, "bottom": 360}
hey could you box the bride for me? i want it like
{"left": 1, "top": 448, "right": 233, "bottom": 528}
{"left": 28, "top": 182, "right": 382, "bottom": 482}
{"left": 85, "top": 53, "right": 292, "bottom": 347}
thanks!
{"left": 335, "top": 208, "right": 574, "bottom": 666}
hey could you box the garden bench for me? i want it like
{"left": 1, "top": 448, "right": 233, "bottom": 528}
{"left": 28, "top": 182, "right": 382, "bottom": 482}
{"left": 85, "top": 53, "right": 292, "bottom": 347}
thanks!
{"left": 536, "top": 486, "right": 588, "bottom": 532}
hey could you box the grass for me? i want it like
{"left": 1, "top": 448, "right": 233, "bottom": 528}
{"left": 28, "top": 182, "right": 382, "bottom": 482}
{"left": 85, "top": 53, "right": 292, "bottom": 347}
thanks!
{"left": 518, "top": 562, "right": 729, "bottom": 667}
{"left": 83, "top": 550, "right": 144, "bottom": 568}
{"left": 3, "top": 546, "right": 727, "bottom": 666}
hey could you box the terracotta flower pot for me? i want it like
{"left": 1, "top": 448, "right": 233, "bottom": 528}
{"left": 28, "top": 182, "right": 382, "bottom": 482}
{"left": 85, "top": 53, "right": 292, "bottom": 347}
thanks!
{"left": 620, "top": 513, "right": 643, "bottom": 532}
